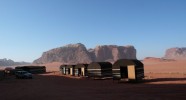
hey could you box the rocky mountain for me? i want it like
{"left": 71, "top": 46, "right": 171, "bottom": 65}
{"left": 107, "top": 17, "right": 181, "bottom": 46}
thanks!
{"left": 33, "top": 43, "right": 93, "bottom": 64}
{"left": 0, "top": 58, "right": 30, "bottom": 66}
{"left": 164, "top": 47, "right": 186, "bottom": 60}
{"left": 89, "top": 45, "right": 136, "bottom": 62}
{"left": 33, "top": 43, "right": 136, "bottom": 64}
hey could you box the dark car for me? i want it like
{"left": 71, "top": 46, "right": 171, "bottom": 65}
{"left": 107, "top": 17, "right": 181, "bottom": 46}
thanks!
{"left": 15, "top": 71, "right": 32, "bottom": 79}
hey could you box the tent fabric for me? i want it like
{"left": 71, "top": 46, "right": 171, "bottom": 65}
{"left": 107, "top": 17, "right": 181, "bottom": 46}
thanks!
{"left": 15, "top": 66, "right": 46, "bottom": 74}
{"left": 88, "top": 62, "right": 112, "bottom": 69}
{"left": 66, "top": 65, "right": 75, "bottom": 68}
{"left": 75, "top": 64, "right": 88, "bottom": 69}
{"left": 59, "top": 65, "right": 67, "bottom": 74}
{"left": 87, "top": 62, "right": 112, "bottom": 78}
{"left": 60, "top": 65, "right": 67, "bottom": 69}
{"left": 66, "top": 65, "right": 75, "bottom": 75}
{"left": 112, "top": 59, "right": 144, "bottom": 81}
{"left": 113, "top": 59, "right": 143, "bottom": 68}
{"left": 74, "top": 64, "right": 89, "bottom": 76}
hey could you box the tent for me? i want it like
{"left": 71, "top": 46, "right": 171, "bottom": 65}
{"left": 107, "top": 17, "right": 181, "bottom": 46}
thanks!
{"left": 15, "top": 66, "right": 46, "bottom": 74}
{"left": 75, "top": 64, "right": 88, "bottom": 77}
{"left": 112, "top": 59, "right": 144, "bottom": 81}
{"left": 87, "top": 62, "right": 112, "bottom": 78}
{"left": 60, "top": 65, "right": 67, "bottom": 75}
{"left": 66, "top": 65, "right": 76, "bottom": 76}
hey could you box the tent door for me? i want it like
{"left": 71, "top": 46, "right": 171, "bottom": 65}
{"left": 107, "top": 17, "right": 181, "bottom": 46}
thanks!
{"left": 128, "top": 65, "right": 136, "bottom": 80}
{"left": 120, "top": 66, "right": 128, "bottom": 78}
{"left": 81, "top": 67, "right": 85, "bottom": 76}
{"left": 70, "top": 68, "right": 73, "bottom": 75}
{"left": 78, "top": 68, "right": 81, "bottom": 76}
{"left": 63, "top": 67, "right": 66, "bottom": 74}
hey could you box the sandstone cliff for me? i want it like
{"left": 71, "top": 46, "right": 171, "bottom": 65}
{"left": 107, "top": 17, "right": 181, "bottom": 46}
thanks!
{"left": 164, "top": 47, "right": 186, "bottom": 60}
{"left": 33, "top": 43, "right": 92, "bottom": 64}
{"left": 89, "top": 45, "right": 136, "bottom": 63}
{"left": 33, "top": 43, "right": 137, "bottom": 64}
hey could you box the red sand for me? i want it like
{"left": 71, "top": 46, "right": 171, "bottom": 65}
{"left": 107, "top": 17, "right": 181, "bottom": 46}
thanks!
{"left": 144, "top": 60, "right": 186, "bottom": 73}
{"left": 0, "top": 60, "right": 186, "bottom": 100}
{"left": 0, "top": 73, "right": 186, "bottom": 100}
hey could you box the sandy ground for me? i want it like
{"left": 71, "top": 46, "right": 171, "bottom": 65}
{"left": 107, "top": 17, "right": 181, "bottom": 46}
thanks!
{"left": 0, "top": 60, "right": 186, "bottom": 100}
{"left": 144, "top": 60, "right": 186, "bottom": 73}
{"left": 0, "top": 73, "right": 186, "bottom": 100}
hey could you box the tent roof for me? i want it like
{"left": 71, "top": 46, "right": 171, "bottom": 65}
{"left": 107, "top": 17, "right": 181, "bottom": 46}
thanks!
{"left": 60, "top": 65, "right": 67, "bottom": 68}
{"left": 75, "top": 64, "right": 89, "bottom": 68}
{"left": 66, "top": 65, "right": 76, "bottom": 68}
{"left": 88, "top": 62, "right": 112, "bottom": 69}
{"left": 16, "top": 66, "right": 46, "bottom": 69}
{"left": 113, "top": 59, "right": 143, "bottom": 68}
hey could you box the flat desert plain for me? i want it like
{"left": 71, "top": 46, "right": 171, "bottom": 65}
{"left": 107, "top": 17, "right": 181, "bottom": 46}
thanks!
{"left": 0, "top": 60, "right": 186, "bottom": 100}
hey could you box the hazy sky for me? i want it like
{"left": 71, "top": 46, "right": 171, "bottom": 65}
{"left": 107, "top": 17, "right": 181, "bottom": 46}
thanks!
{"left": 0, "top": 0, "right": 186, "bottom": 62}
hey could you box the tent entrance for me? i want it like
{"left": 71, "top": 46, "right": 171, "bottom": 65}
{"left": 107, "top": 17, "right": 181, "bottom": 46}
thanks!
{"left": 63, "top": 67, "right": 66, "bottom": 74}
{"left": 78, "top": 68, "right": 81, "bottom": 76}
{"left": 120, "top": 66, "right": 128, "bottom": 78}
{"left": 67, "top": 68, "right": 70, "bottom": 75}
{"left": 81, "top": 68, "right": 85, "bottom": 76}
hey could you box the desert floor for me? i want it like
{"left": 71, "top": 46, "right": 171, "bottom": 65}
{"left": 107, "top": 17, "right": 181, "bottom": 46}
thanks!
{"left": 0, "top": 60, "right": 186, "bottom": 100}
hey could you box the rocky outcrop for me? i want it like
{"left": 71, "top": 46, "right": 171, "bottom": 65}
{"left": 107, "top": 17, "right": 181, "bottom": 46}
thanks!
{"left": 33, "top": 43, "right": 137, "bottom": 64}
{"left": 164, "top": 47, "right": 186, "bottom": 60}
{"left": 89, "top": 45, "right": 136, "bottom": 62}
{"left": 33, "top": 43, "right": 92, "bottom": 64}
{"left": 0, "top": 58, "right": 30, "bottom": 66}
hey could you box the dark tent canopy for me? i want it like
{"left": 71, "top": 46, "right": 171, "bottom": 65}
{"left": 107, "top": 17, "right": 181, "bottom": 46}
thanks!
{"left": 60, "top": 65, "right": 67, "bottom": 75}
{"left": 87, "top": 62, "right": 112, "bottom": 78}
{"left": 15, "top": 66, "right": 46, "bottom": 74}
{"left": 75, "top": 64, "right": 88, "bottom": 76}
{"left": 112, "top": 59, "right": 144, "bottom": 81}
{"left": 113, "top": 59, "right": 143, "bottom": 68}
{"left": 66, "top": 65, "right": 75, "bottom": 76}
{"left": 75, "top": 64, "right": 88, "bottom": 69}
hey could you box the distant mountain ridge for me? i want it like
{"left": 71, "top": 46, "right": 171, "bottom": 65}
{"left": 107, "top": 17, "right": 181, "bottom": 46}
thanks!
{"left": 0, "top": 58, "right": 30, "bottom": 66}
{"left": 33, "top": 43, "right": 136, "bottom": 64}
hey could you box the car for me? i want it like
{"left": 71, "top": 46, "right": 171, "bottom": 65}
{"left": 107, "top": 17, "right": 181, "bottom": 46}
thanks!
{"left": 15, "top": 71, "right": 33, "bottom": 79}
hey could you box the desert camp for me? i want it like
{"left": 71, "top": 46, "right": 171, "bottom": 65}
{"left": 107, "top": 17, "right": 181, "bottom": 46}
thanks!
{"left": 59, "top": 60, "right": 144, "bottom": 81}
{"left": 1, "top": 1, "right": 186, "bottom": 99}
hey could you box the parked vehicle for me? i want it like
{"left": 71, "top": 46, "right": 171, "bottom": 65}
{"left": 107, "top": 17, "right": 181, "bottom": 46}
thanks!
{"left": 15, "top": 71, "right": 32, "bottom": 79}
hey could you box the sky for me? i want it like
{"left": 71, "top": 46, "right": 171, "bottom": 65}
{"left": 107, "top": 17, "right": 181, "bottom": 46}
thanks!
{"left": 0, "top": 0, "right": 186, "bottom": 62}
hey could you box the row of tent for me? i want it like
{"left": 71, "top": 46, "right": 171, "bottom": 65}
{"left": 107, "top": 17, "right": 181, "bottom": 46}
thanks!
{"left": 60, "top": 59, "right": 144, "bottom": 81}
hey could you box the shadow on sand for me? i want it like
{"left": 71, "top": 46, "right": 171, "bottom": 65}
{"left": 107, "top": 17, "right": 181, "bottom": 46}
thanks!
{"left": 143, "top": 77, "right": 186, "bottom": 83}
